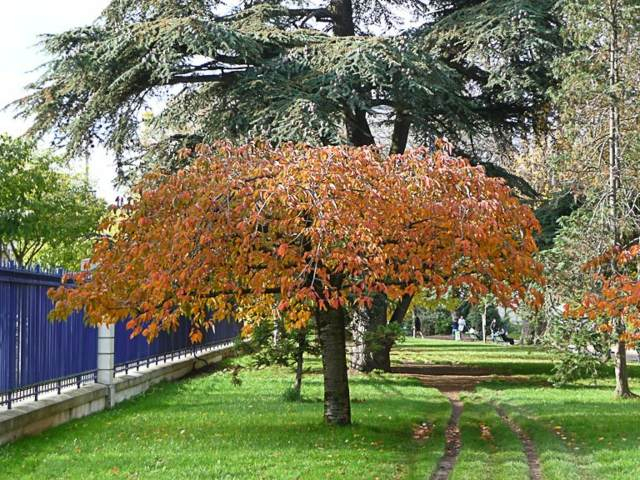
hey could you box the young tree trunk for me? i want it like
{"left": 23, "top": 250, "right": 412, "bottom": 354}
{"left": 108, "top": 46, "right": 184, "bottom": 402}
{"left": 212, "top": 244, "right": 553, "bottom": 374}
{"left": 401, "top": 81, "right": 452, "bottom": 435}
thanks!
{"left": 350, "top": 293, "right": 389, "bottom": 372}
{"left": 481, "top": 304, "right": 487, "bottom": 343}
{"left": 293, "top": 329, "right": 307, "bottom": 395}
{"left": 317, "top": 306, "right": 351, "bottom": 425}
{"left": 614, "top": 338, "right": 633, "bottom": 398}
{"left": 607, "top": 3, "right": 633, "bottom": 398}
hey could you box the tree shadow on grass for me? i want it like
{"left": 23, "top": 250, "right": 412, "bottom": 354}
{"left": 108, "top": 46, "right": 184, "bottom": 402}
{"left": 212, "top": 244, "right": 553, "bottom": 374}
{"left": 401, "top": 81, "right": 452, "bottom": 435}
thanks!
{"left": 0, "top": 385, "right": 451, "bottom": 480}
{"left": 473, "top": 380, "right": 640, "bottom": 480}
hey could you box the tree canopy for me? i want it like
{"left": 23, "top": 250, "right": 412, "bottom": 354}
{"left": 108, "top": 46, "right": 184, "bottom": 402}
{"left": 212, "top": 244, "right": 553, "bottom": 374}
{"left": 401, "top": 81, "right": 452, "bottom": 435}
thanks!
{"left": 0, "top": 134, "right": 106, "bottom": 268}
{"left": 508, "top": 0, "right": 640, "bottom": 395}
{"left": 12, "top": 0, "right": 560, "bottom": 193}
{"left": 49, "top": 142, "right": 543, "bottom": 424}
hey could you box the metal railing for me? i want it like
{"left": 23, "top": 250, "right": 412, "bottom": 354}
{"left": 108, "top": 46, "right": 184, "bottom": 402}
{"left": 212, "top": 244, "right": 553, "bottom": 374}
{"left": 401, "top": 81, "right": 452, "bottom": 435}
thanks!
{"left": 1, "top": 262, "right": 240, "bottom": 409}
{"left": 114, "top": 319, "right": 240, "bottom": 375}
{"left": 0, "top": 264, "right": 97, "bottom": 409}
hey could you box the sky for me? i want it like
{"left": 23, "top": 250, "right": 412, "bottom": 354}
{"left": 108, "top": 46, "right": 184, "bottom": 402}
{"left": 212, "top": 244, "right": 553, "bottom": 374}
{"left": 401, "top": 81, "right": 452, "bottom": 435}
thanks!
{"left": 0, "top": 0, "right": 120, "bottom": 202}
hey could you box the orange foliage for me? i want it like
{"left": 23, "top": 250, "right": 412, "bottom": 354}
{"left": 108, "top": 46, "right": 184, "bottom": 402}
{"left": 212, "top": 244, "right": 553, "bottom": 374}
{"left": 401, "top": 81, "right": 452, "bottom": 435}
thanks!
{"left": 49, "top": 143, "right": 543, "bottom": 341}
{"left": 568, "top": 245, "right": 640, "bottom": 348}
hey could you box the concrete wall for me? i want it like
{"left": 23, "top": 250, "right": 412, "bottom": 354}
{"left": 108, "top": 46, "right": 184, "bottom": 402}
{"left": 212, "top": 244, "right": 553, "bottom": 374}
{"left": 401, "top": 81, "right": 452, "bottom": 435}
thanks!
{"left": 0, "top": 345, "right": 235, "bottom": 447}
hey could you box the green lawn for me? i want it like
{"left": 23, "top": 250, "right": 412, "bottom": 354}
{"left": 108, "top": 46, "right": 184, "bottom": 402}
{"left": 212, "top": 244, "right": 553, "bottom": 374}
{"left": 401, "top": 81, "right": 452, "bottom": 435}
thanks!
{"left": 477, "top": 381, "right": 640, "bottom": 480}
{"left": 0, "top": 357, "right": 450, "bottom": 480}
{"left": 394, "top": 338, "right": 640, "bottom": 480}
{"left": 450, "top": 395, "right": 529, "bottom": 480}
{"left": 4, "top": 339, "right": 640, "bottom": 479}
{"left": 393, "top": 337, "right": 557, "bottom": 375}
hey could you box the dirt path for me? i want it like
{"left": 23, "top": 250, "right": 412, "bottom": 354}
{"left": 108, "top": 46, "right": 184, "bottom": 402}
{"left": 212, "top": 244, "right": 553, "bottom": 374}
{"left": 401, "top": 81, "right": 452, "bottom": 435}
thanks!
{"left": 495, "top": 405, "right": 542, "bottom": 480}
{"left": 430, "top": 391, "right": 463, "bottom": 480}
{"left": 392, "top": 364, "right": 482, "bottom": 480}
{"left": 391, "top": 363, "right": 540, "bottom": 480}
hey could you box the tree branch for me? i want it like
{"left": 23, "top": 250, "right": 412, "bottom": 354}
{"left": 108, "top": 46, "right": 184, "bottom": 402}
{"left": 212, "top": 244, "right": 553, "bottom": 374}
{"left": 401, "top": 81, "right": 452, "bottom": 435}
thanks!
{"left": 167, "top": 70, "right": 242, "bottom": 85}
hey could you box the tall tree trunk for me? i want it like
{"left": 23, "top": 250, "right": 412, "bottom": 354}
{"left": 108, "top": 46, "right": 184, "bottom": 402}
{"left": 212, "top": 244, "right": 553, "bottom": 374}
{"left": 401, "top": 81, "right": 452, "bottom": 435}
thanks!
{"left": 614, "top": 337, "right": 632, "bottom": 398}
{"left": 481, "top": 304, "right": 487, "bottom": 343}
{"left": 317, "top": 306, "right": 351, "bottom": 425}
{"left": 389, "top": 112, "right": 411, "bottom": 155}
{"left": 350, "top": 293, "right": 413, "bottom": 372}
{"left": 350, "top": 293, "right": 389, "bottom": 372}
{"left": 607, "top": 1, "right": 633, "bottom": 397}
{"left": 329, "top": 0, "right": 375, "bottom": 147}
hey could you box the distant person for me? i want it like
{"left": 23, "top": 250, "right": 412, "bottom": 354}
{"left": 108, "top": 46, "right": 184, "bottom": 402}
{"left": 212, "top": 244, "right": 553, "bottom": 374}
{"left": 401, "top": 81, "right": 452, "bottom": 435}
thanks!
{"left": 457, "top": 316, "right": 466, "bottom": 339}
{"left": 498, "top": 328, "right": 515, "bottom": 345}
{"left": 451, "top": 317, "right": 458, "bottom": 339}
{"left": 501, "top": 329, "right": 515, "bottom": 345}
{"left": 490, "top": 319, "right": 498, "bottom": 335}
{"left": 414, "top": 316, "right": 424, "bottom": 338}
{"left": 467, "top": 326, "right": 479, "bottom": 341}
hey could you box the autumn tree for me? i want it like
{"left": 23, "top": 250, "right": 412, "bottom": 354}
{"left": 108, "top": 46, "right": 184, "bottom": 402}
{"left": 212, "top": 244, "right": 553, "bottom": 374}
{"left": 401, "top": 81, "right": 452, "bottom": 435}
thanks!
{"left": 567, "top": 245, "right": 640, "bottom": 396}
{"left": 12, "top": 0, "right": 559, "bottom": 371}
{"left": 0, "top": 134, "right": 106, "bottom": 269}
{"left": 49, "top": 143, "right": 542, "bottom": 424}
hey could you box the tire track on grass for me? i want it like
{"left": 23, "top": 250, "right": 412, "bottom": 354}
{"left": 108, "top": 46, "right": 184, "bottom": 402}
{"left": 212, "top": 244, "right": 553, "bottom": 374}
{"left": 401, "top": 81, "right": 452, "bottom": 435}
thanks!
{"left": 495, "top": 404, "right": 542, "bottom": 480}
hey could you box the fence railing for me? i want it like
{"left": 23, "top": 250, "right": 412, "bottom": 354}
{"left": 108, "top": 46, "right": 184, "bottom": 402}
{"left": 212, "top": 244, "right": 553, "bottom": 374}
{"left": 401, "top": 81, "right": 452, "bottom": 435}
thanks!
{"left": 114, "top": 319, "right": 240, "bottom": 375}
{"left": 0, "top": 263, "right": 240, "bottom": 409}
{"left": 0, "top": 265, "right": 97, "bottom": 409}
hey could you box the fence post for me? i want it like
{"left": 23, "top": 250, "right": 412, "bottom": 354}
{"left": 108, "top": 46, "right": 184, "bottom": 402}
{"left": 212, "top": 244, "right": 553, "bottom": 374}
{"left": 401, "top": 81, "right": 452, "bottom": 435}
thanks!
{"left": 97, "top": 323, "right": 115, "bottom": 407}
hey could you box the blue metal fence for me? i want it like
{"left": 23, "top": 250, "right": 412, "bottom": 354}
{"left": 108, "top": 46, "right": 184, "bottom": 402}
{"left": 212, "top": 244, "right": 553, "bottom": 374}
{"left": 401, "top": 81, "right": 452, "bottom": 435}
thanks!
{"left": 114, "top": 319, "right": 240, "bottom": 374}
{"left": 0, "top": 264, "right": 97, "bottom": 409}
{"left": 0, "top": 263, "right": 240, "bottom": 408}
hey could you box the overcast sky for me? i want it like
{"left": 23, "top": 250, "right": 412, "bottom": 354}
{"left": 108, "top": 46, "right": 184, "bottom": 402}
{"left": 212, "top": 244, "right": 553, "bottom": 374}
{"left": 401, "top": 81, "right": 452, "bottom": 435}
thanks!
{"left": 0, "top": 0, "right": 120, "bottom": 202}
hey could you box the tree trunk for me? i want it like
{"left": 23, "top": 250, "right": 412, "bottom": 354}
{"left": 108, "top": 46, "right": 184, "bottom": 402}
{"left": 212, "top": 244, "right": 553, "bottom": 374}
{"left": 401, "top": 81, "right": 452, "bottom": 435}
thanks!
{"left": 608, "top": 2, "right": 621, "bottom": 249}
{"left": 350, "top": 293, "right": 389, "bottom": 372}
{"left": 294, "top": 353, "right": 303, "bottom": 394}
{"left": 607, "top": 3, "right": 633, "bottom": 398}
{"left": 293, "top": 329, "right": 307, "bottom": 395}
{"left": 329, "top": 0, "right": 375, "bottom": 147}
{"left": 481, "top": 305, "right": 487, "bottom": 343}
{"left": 389, "top": 294, "right": 413, "bottom": 324}
{"left": 349, "top": 293, "right": 413, "bottom": 372}
{"left": 329, "top": 0, "right": 355, "bottom": 36}
{"left": 317, "top": 306, "right": 351, "bottom": 425}
{"left": 614, "top": 338, "right": 633, "bottom": 398}
{"left": 370, "top": 294, "right": 412, "bottom": 371}
{"left": 613, "top": 316, "right": 634, "bottom": 397}
{"left": 389, "top": 112, "right": 411, "bottom": 155}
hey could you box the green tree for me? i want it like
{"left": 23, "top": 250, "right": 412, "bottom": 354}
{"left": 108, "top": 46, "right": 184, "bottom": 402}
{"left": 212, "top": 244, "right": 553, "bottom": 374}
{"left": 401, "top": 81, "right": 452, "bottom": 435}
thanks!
{"left": 544, "top": 0, "right": 640, "bottom": 397}
{"left": 12, "top": 0, "right": 559, "bottom": 187}
{"left": 0, "top": 134, "right": 106, "bottom": 269}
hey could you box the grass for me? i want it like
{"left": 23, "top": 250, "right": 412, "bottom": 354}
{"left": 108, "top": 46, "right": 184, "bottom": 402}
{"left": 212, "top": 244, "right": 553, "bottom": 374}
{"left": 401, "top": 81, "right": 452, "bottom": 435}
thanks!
{"left": 394, "top": 338, "right": 640, "bottom": 480}
{"left": 477, "top": 381, "right": 640, "bottom": 480}
{"left": 393, "top": 337, "right": 557, "bottom": 375}
{"left": 5, "top": 338, "right": 640, "bottom": 479}
{"left": 450, "top": 395, "right": 529, "bottom": 480}
{"left": 0, "top": 357, "right": 450, "bottom": 480}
